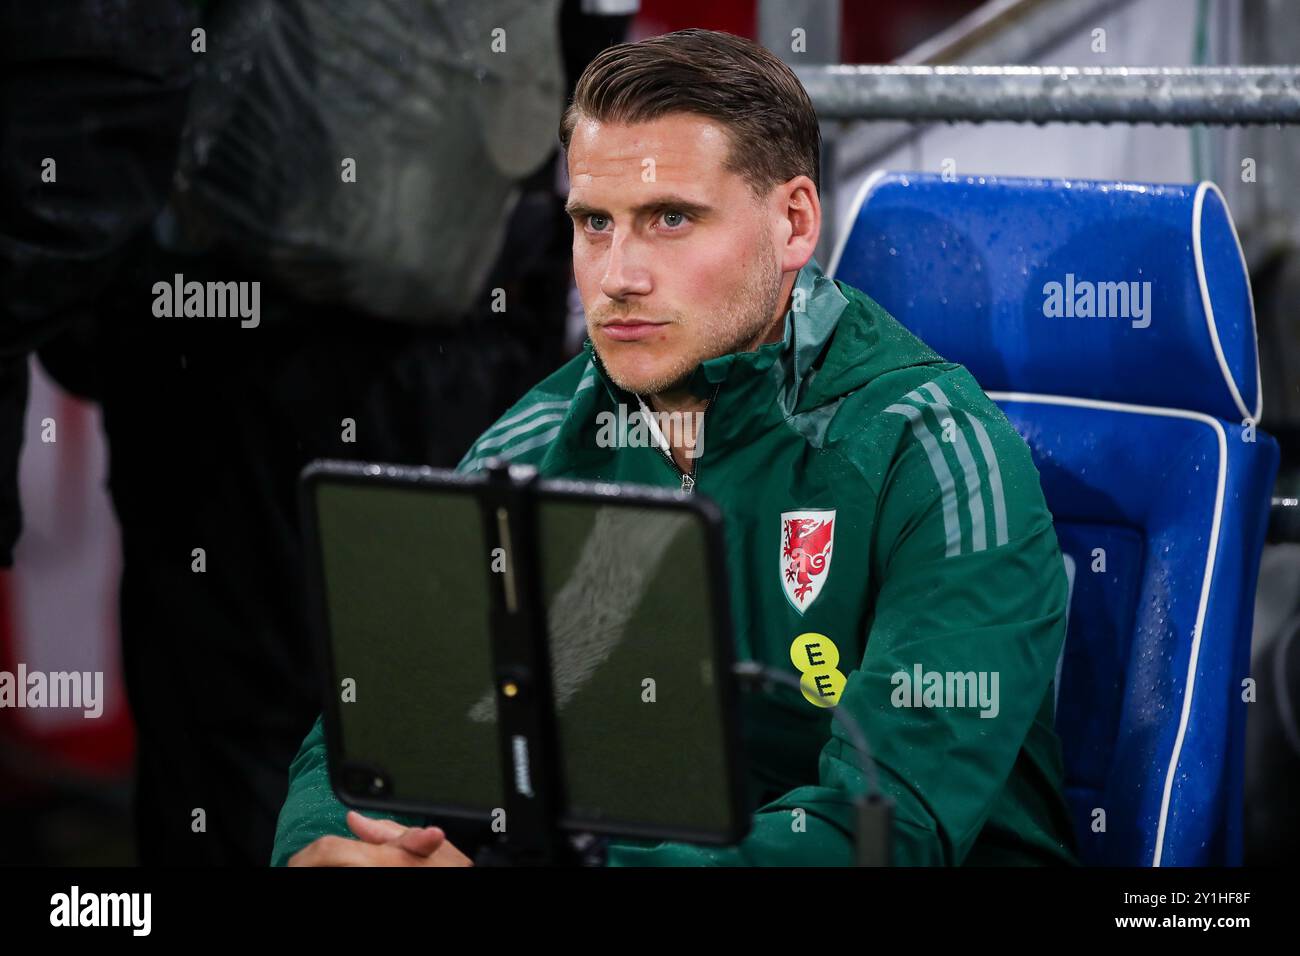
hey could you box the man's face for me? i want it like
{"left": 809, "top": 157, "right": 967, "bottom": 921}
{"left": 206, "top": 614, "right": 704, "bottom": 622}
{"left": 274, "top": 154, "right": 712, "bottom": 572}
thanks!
{"left": 565, "top": 113, "right": 785, "bottom": 396}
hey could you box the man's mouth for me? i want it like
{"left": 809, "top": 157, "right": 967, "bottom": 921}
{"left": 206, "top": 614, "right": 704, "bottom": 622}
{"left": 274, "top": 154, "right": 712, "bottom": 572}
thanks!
{"left": 599, "top": 318, "right": 669, "bottom": 342}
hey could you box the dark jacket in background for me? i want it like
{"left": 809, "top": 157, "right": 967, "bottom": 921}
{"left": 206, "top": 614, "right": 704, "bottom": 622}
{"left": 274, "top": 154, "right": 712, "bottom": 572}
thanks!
{"left": 0, "top": 0, "right": 630, "bottom": 864}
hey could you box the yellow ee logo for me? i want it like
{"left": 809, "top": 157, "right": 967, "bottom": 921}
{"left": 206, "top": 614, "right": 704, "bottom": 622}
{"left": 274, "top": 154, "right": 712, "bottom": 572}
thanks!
{"left": 789, "top": 632, "right": 846, "bottom": 708}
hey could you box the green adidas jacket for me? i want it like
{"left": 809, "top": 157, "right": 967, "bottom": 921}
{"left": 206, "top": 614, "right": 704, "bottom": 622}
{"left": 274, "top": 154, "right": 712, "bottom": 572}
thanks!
{"left": 272, "top": 259, "right": 1079, "bottom": 867}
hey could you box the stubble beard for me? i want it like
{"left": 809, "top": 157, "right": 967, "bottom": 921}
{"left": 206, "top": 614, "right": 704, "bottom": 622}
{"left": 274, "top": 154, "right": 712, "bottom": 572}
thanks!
{"left": 591, "top": 244, "right": 785, "bottom": 398}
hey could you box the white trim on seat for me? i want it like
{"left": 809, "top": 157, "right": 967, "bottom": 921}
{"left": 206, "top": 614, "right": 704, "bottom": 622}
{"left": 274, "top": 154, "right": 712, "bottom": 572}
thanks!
{"left": 827, "top": 168, "right": 886, "bottom": 279}
{"left": 988, "top": 391, "right": 1228, "bottom": 868}
{"left": 1192, "top": 181, "right": 1263, "bottom": 425}
{"left": 832, "top": 175, "right": 1264, "bottom": 427}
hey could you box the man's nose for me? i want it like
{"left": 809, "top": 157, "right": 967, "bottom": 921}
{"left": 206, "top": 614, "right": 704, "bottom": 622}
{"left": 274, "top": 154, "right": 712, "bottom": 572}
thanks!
{"left": 599, "top": 231, "right": 652, "bottom": 301}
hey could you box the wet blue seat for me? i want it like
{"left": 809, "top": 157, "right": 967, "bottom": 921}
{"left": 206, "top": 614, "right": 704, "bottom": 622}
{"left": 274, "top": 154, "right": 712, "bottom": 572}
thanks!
{"left": 832, "top": 172, "right": 1279, "bottom": 865}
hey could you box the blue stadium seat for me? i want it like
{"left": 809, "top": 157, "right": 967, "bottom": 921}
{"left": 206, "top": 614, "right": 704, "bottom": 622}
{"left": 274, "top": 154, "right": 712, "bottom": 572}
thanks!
{"left": 831, "top": 172, "right": 1279, "bottom": 866}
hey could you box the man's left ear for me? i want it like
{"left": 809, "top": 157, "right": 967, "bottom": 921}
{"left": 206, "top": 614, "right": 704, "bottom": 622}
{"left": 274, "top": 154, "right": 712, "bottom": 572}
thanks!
{"left": 777, "top": 174, "right": 821, "bottom": 273}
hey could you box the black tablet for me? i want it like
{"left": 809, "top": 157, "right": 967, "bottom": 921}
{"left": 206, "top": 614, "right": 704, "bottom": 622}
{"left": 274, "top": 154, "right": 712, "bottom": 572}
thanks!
{"left": 299, "top": 460, "right": 749, "bottom": 846}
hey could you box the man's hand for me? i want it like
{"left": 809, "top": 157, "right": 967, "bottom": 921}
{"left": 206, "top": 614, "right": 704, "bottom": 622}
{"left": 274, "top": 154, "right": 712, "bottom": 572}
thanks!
{"left": 287, "top": 811, "right": 474, "bottom": 867}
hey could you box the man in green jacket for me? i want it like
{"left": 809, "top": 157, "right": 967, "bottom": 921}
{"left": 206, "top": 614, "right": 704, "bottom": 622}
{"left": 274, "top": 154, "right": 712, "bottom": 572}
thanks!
{"left": 274, "top": 28, "right": 1078, "bottom": 867}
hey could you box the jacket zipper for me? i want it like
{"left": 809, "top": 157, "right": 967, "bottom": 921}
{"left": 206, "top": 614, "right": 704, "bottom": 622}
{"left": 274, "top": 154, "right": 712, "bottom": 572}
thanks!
{"left": 645, "top": 383, "right": 720, "bottom": 494}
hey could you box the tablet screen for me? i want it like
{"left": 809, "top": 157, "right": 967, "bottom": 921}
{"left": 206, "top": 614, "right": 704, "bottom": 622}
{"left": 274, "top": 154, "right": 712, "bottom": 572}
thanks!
{"left": 308, "top": 467, "right": 744, "bottom": 843}
{"left": 314, "top": 479, "right": 504, "bottom": 815}
{"left": 535, "top": 494, "right": 741, "bottom": 842}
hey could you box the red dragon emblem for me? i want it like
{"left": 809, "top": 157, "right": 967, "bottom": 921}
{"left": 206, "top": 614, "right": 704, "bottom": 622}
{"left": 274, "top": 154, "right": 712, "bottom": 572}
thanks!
{"left": 782, "top": 512, "right": 835, "bottom": 607}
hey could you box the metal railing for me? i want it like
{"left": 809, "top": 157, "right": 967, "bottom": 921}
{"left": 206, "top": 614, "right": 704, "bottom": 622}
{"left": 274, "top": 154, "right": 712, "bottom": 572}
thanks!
{"left": 798, "top": 65, "right": 1300, "bottom": 126}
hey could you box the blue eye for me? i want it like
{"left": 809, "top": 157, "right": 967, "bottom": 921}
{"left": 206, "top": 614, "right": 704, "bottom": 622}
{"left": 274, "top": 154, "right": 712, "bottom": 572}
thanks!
{"left": 588, "top": 214, "right": 610, "bottom": 231}
{"left": 662, "top": 211, "right": 685, "bottom": 228}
